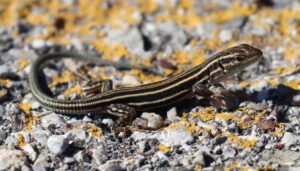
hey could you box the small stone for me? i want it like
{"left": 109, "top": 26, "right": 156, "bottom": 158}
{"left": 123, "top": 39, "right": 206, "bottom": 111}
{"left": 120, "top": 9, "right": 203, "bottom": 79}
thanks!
{"left": 64, "top": 157, "right": 75, "bottom": 164}
{"left": 257, "top": 119, "right": 276, "bottom": 130}
{"left": 281, "top": 132, "right": 300, "bottom": 147}
{"left": 82, "top": 116, "right": 92, "bottom": 123}
{"left": 31, "top": 39, "right": 47, "bottom": 49}
{"left": 66, "top": 128, "right": 86, "bottom": 140}
{"left": 23, "top": 144, "right": 37, "bottom": 161}
{"left": 213, "top": 136, "right": 227, "bottom": 145}
{"left": 98, "top": 160, "right": 124, "bottom": 171}
{"left": 74, "top": 150, "right": 89, "bottom": 163}
{"left": 41, "top": 113, "right": 66, "bottom": 128}
{"left": 122, "top": 74, "right": 141, "bottom": 86}
{"left": 0, "top": 129, "right": 7, "bottom": 141}
{"left": 31, "top": 129, "right": 51, "bottom": 146}
{"left": 47, "top": 134, "right": 69, "bottom": 155}
{"left": 167, "top": 107, "right": 177, "bottom": 122}
{"left": 193, "top": 150, "right": 205, "bottom": 166}
{"left": 157, "top": 126, "right": 193, "bottom": 146}
{"left": 219, "top": 30, "right": 232, "bottom": 43}
{"left": 102, "top": 119, "right": 114, "bottom": 127}
{"left": 0, "top": 63, "right": 13, "bottom": 77}
{"left": 137, "top": 140, "right": 148, "bottom": 153}
{"left": 223, "top": 147, "right": 236, "bottom": 160}
{"left": 140, "top": 112, "right": 164, "bottom": 129}
{"left": 92, "top": 146, "right": 107, "bottom": 164}
{"left": 0, "top": 147, "right": 27, "bottom": 170}
{"left": 131, "top": 131, "right": 149, "bottom": 142}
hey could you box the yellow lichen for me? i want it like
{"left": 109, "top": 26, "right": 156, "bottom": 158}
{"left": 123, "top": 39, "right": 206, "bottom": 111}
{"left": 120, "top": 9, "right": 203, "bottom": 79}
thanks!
{"left": 86, "top": 123, "right": 102, "bottom": 138}
{"left": 49, "top": 71, "right": 78, "bottom": 88}
{"left": 18, "top": 102, "right": 40, "bottom": 131}
{"left": 273, "top": 123, "right": 285, "bottom": 137}
{"left": 224, "top": 133, "right": 256, "bottom": 148}
{"left": 159, "top": 144, "right": 170, "bottom": 153}
{"left": 0, "top": 79, "right": 10, "bottom": 88}
{"left": 64, "top": 85, "right": 82, "bottom": 97}
{"left": 92, "top": 40, "right": 129, "bottom": 61}
{"left": 17, "top": 59, "right": 29, "bottom": 71}
{"left": 16, "top": 133, "right": 26, "bottom": 149}
{"left": 283, "top": 80, "right": 300, "bottom": 90}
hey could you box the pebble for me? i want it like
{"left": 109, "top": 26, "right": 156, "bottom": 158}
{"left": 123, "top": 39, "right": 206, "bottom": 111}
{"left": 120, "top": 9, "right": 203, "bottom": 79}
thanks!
{"left": 31, "top": 39, "right": 47, "bottom": 49}
{"left": 0, "top": 129, "right": 7, "bottom": 141}
{"left": 74, "top": 150, "right": 89, "bottom": 163}
{"left": 0, "top": 63, "right": 13, "bottom": 77}
{"left": 41, "top": 113, "right": 66, "bottom": 128}
{"left": 66, "top": 128, "right": 86, "bottom": 140}
{"left": 166, "top": 107, "right": 178, "bottom": 122}
{"left": 192, "top": 150, "right": 205, "bottom": 166}
{"left": 92, "top": 146, "right": 107, "bottom": 165}
{"left": 98, "top": 160, "right": 124, "bottom": 171}
{"left": 281, "top": 132, "right": 300, "bottom": 147}
{"left": 223, "top": 147, "right": 236, "bottom": 160}
{"left": 102, "top": 118, "right": 114, "bottom": 127}
{"left": 47, "top": 134, "right": 69, "bottom": 155}
{"left": 122, "top": 74, "right": 141, "bottom": 86}
{"left": 31, "top": 129, "right": 51, "bottom": 146}
{"left": 219, "top": 30, "right": 232, "bottom": 43}
{"left": 0, "top": 147, "right": 27, "bottom": 170}
{"left": 140, "top": 112, "right": 164, "bottom": 129}
{"left": 157, "top": 126, "right": 193, "bottom": 146}
{"left": 23, "top": 144, "right": 38, "bottom": 161}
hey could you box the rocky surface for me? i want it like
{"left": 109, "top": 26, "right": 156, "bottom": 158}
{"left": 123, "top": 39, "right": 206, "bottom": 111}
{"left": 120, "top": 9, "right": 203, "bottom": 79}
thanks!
{"left": 0, "top": 0, "right": 300, "bottom": 170}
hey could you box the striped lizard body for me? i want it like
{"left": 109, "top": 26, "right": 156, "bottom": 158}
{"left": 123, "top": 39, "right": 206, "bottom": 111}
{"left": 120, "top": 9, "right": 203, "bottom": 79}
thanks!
{"left": 29, "top": 44, "right": 263, "bottom": 127}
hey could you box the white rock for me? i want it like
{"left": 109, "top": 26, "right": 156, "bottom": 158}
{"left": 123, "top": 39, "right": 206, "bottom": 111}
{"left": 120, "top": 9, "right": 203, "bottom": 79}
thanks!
{"left": 74, "top": 150, "right": 89, "bottom": 163}
{"left": 23, "top": 144, "right": 37, "bottom": 161}
{"left": 131, "top": 131, "right": 149, "bottom": 141}
{"left": 66, "top": 128, "right": 86, "bottom": 140}
{"left": 92, "top": 146, "right": 106, "bottom": 164}
{"left": 223, "top": 147, "right": 236, "bottom": 159}
{"left": 47, "top": 134, "right": 69, "bottom": 155}
{"left": 219, "top": 30, "right": 232, "bottom": 43}
{"left": 281, "top": 132, "right": 300, "bottom": 147}
{"left": 157, "top": 126, "right": 193, "bottom": 146}
{"left": 0, "top": 147, "right": 27, "bottom": 170}
{"left": 193, "top": 150, "right": 205, "bottom": 166}
{"left": 102, "top": 119, "right": 114, "bottom": 127}
{"left": 98, "top": 160, "right": 124, "bottom": 171}
{"left": 31, "top": 129, "right": 51, "bottom": 146}
{"left": 31, "top": 39, "right": 47, "bottom": 49}
{"left": 122, "top": 74, "right": 141, "bottom": 86}
{"left": 167, "top": 107, "right": 177, "bottom": 122}
{"left": 0, "top": 129, "right": 7, "bottom": 141}
{"left": 42, "top": 113, "right": 66, "bottom": 127}
{"left": 141, "top": 112, "right": 164, "bottom": 129}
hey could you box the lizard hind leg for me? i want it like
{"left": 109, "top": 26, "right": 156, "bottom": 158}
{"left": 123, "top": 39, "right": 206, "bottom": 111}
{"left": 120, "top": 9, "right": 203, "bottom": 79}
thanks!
{"left": 82, "top": 79, "right": 113, "bottom": 97}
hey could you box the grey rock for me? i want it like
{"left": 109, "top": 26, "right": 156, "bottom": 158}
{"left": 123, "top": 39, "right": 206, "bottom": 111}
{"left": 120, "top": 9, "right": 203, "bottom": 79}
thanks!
{"left": 0, "top": 147, "right": 28, "bottom": 170}
{"left": 74, "top": 150, "right": 89, "bottom": 163}
{"left": 66, "top": 128, "right": 87, "bottom": 140}
{"left": 98, "top": 159, "right": 124, "bottom": 171}
{"left": 261, "top": 150, "right": 300, "bottom": 165}
{"left": 0, "top": 129, "right": 7, "bottom": 141}
{"left": 157, "top": 126, "right": 193, "bottom": 146}
{"left": 105, "top": 27, "right": 149, "bottom": 57}
{"left": 47, "top": 134, "right": 69, "bottom": 155}
{"left": 140, "top": 112, "right": 164, "bottom": 129}
{"left": 33, "top": 150, "right": 53, "bottom": 171}
{"left": 223, "top": 147, "right": 236, "bottom": 160}
{"left": 0, "top": 63, "right": 13, "bottom": 77}
{"left": 23, "top": 144, "right": 38, "bottom": 161}
{"left": 281, "top": 132, "right": 300, "bottom": 147}
{"left": 219, "top": 30, "right": 232, "bottom": 43}
{"left": 92, "top": 146, "right": 107, "bottom": 165}
{"left": 166, "top": 107, "right": 178, "bottom": 122}
{"left": 41, "top": 113, "right": 66, "bottom": 128}
{"left": 31, "top": 129, "right": 51, "bottom": 146}
{"left": 193, "top": 150, "right": 205, "bottom": 166}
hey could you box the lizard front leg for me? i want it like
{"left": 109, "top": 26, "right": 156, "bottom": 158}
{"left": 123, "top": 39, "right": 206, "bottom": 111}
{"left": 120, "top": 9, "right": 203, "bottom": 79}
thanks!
{"left": 82, "top": 79, "right": 113, "bottom": 96}
{"left": 192, "top": 83, "right": 239, "bottom": 110}
{"left": 106, "top": 103, "right": 136, "bottom": 130}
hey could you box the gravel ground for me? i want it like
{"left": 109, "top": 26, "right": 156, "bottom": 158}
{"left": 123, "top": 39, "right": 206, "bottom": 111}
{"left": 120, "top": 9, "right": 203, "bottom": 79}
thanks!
{"left": 1, "top": 0, "right": 300, "bottom": 170}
